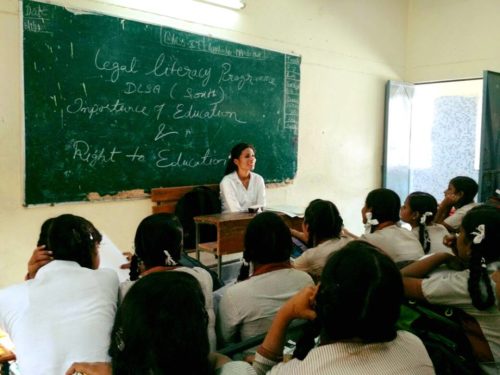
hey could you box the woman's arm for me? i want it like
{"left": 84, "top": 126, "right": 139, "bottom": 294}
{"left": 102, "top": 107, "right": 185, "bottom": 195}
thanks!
{"left": 400, "top": 252, "right": 454, "bottom": 278}
{"left": 220, "top": 178, "right": 243, "bottom": 212}
{"left": 26, "top": 245, "right": 53, "bottom": 280}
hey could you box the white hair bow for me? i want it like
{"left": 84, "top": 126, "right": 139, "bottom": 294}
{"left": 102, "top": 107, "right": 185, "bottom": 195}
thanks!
{"left": 471, "top": 224, "right": 485, "bottom": 245}
{"left": 365, "top": 212, "right": 379, "bottom": 226}
{"left": 164, "top": 250, "right": 177, "bottom": 266}
{"left": 420, "top": 211, "right": 433, "bottom": 225}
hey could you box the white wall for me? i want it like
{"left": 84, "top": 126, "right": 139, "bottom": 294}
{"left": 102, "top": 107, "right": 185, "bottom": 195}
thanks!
{"left": 1, "top": 0, "right": 408, "bottom": 287}
{"left": 407, "top": 0, "right": 500, "bottom": 82}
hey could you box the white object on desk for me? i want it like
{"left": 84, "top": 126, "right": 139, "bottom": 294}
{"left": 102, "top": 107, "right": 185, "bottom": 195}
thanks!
{"left": 99, "top": 234, "right": 130, "bottom": 282}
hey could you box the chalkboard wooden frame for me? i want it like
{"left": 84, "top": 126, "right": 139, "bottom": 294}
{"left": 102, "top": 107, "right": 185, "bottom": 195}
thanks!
{"left": 22, "top": 0, "right": 300, "bottom": 205}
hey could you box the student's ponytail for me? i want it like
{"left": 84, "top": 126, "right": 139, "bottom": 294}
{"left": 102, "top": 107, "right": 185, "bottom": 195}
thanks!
{"left": 467, "top": 251, "right": 494, "bottom": 310}
{"left": 129, "top": 254, "right": 140, "bottom": 281}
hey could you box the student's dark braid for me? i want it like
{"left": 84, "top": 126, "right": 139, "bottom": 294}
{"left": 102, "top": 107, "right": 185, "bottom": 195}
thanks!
{"left": 417, "top": 222, "right": 431, "bottom": 254}
{"left": 129, "top": 254, "right": 140, "bottom": 281}
{"left": 467, "top": 250, "right": 495, "bottom": 310}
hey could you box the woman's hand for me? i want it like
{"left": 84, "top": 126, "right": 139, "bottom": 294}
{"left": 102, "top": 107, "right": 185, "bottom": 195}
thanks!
{"left": 279, "top": 285, "right": 318, "bottom": 322}
{"left": 65, "top": 362, "right": 112, "bottom": 375}
{"left": 26, "top": 245, "right": 53, "bottom": 280}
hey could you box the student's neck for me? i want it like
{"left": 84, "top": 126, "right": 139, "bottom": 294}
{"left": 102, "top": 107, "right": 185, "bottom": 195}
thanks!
{"left": 237, "top": 170, "right": 250, "bottom": 181}
{"left": 374, "top": 221, "right": 395, "bottom": 231}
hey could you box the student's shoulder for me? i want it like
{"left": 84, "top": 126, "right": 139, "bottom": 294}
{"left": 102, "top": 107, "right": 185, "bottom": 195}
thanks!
{"left": 95, "top": 268, "right": 120, "bottom": 286}
{"left": 176, "top": 266, "right": 213, "bottom": 287}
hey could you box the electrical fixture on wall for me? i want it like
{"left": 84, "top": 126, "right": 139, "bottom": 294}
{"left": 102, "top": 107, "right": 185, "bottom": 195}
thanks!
{"left": 194, "top": 0, "right": 245, "bottom": 10}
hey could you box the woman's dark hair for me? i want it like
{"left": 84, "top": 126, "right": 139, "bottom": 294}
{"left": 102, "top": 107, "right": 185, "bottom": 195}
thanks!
{"left": 407, "top": 192, "right": 439, "bottom": 254}
{"left": 46, "top": 214, "right": 102, "bottom": 269}
{"left": 237, "top": 211, "right": 292, "bottom": 281}
{"left": 462, "top": 205, "right": 500, "bottom": 310}
{"left": 37, "top": 217, "right": 54, "bottom": 247}
{"left": 130, "top": 213, "right": 183, "bottom": 281}
{"left": 109, "top": 272, "right": 210, "bottom": 375}
{"left": 449, "top": 176, "right": 478, "bottom": 208}
{"left": 304, "top": 199, "right": 343, "bottom": 247}
{"left": 223, "top": 142, "right": 255, "bottom": 176}
{"left": 365, "top": 188, "right": 401, "bottom": 233}
{"left": 318, "top": 240, "right": 403, "bottom": 342}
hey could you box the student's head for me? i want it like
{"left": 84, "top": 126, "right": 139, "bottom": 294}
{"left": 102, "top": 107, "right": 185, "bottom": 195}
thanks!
{"left": 238, "top": 211, "right": 292, "bottom": 280}
{"left": 316, "top": 240, "right": 403, "bottom": 343}
{"left": 458, "top": 205, "right": 500, "bottom": 310}
{"left": 400, "top": 192, "right": 439, "bottom": 254}
{"left": 445, "top": 176, "right": 478, "bottom": 208}
{"left": 130, "top": 213, "right": 183, "bottom": 281}
{"left": 223, "top": 142, "right": 256, "bottom": 176}
{"left": 362, "top": 188, "right": 401, "bottom": 232}
{"left": 303, "top": 199, "right": 343, "bottom": 247}
{"left": 110, "top": 272, "right": 210, "bottom": 375}
{"left": 37, "top": 217, "right": 54, "bottom": 247}
{"left": 46, "top": 214, "right": 102, "bottom": 269}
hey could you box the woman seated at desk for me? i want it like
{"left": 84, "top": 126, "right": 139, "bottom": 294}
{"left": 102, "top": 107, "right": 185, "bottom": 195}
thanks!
{"left": 220, "top": 142, "right": 266, "bottom": 213}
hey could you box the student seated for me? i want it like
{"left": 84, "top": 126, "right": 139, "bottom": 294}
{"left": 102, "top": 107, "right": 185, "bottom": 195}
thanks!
{"left": 66, "top": 272, "right": 256, "bottom": 375}
{"left": 121, "top": 213, "right": 217, "bottom": 350}
{"left": 252, "top": 240, "right": 435, "bottom": 374}
{"left": 220, "top": 142, "right": 266, "bottom": 213}
{"left": 402, "top": 205, "right": 500, "bottom": 374}
{"left": 217, "top": 212, "right": 314, "bottom": 346}
{"left": 0, "top": 214, "right": 119, "bottom": 375}
{"left": 358, "top": 188, "right": 424, "bottom": 265}
{"left": 434, "top": 175, "right": 478, "bottom": 232}
{"left": 292, "top": 199, "right": 351, "bottom": 280}
{"left": 400, "top": 191, "right": 453, "bottom": 255}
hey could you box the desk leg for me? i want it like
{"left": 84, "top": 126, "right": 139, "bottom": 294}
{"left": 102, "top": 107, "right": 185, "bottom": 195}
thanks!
{"left": 217, "top": 253, "right": 222, "bottom": 277}
{"left": 195, "top": 222, "right": 201, "bottom": 261}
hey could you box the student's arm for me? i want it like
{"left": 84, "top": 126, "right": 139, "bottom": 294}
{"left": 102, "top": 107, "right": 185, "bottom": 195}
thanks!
{"left": 255, "top": 175, "right": 266, "bottom": 208}
{"left": 65, "top": 362, "right": 112, "bottom": 375}
{"left": 400, "top": 252, "right": 455, "bottom": 278}
{"left": 26, "top": 245, "right": 53, "bottom": 280}
{"left": 434, "top": 195, "right": 457, "bottom": 232}
{"left": 255, "top": 286, "right": 317, "bottom": 367}
{"left": 403, "top": 277, "right": 426, "bottom": 301}
{"left": 341, "top": 227, "right": 360, "bottom": 240}
{"left": 290, "top": 229, "right": 308, "bottom": 243}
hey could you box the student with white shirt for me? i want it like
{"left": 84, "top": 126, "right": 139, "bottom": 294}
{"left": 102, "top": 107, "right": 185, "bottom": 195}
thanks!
{"left": 253, "top": 241, "right": 434, "bottom": 375}
{"left": 400, "top": 191, "right": 453, "bottom": 255}
{"left": 0, "top": 214, "right": 119, "bottom": 375}
{"left": 121, "top": 213, "right": 217, "bottom": 350}
{"left": 292, "top": 199, "right": 352, "bottom": 280}
{"left": 220, "top": 143, "right": 266, "bottom": 213}
{"left": 217, "top": 212, "right": 314, "bottom": 345}
{"left": 402, "top": 205, "right": 500, "bottom": 374}
{"left": 359, "top": 188, "right": 424, "bottom": 265}
{"left": 435, "top": 176, "right": 478, "bottom": 232}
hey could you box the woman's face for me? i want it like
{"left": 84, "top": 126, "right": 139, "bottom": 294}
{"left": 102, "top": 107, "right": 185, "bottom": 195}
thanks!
{"left": 234, "top": 147, "right": 256, "bottom": 173}
{"left": 399, "top": 197, "right": 415, "bottom": 225}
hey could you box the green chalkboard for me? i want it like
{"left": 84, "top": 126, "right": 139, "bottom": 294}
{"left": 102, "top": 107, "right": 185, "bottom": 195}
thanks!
{"left": 22, "top": 0, "right": 300, "bottom": 205}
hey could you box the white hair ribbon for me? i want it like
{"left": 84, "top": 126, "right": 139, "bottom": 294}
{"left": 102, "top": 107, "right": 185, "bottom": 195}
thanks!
{"left": 164, "top": 250, "right": 177, "bottom": 266}
{"left": 471, "top": 224, "right": 485, "bottom": 245}
{"left": 420, "top": 211, "right": 433, "bottom": 225}
{"left": 496, "top": 189, "right": 500, "bottom": 196}
{"left": 365, "top": 212, "right": 379, "bottom": 226}
{"left": 480, "top": 257, "right": 487, "bottom": 269}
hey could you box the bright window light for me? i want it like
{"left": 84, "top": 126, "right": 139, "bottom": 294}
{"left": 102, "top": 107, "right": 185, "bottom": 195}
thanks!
{"left": 194, "top": 0, "right": 245, "bottom": 10}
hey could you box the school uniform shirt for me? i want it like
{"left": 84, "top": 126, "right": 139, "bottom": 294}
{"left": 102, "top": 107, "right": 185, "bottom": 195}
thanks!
{"left": 411, "top": 224, "right": 453, "bottom": 255}
{"left": 293, "top": 236, "right": 352, "bottom": 279}
{"left": 360, "top": 225, "right": 424, "bottom": 263}
{"left": 217, "top": 268, "right": 314, "bottom": 345}
{"left": 216, "top": 361, "right": 257, "bottom": 375}
{"left": 422, "top": 268, "right": 500, "bottom": 374}
{"left": 444, "top": 202, "right": 478, "bottom": 231}
{"left": 0, "top": 260, "right": 119, "bottom": 375}
{"left": 220, "top": 171, "right": 266, "bottom": 213}
{"left": 252, "top": 330, "right": 435, "bottom": 375}
{"left": 119, "top": 266, "right": 217, "bottom": 351}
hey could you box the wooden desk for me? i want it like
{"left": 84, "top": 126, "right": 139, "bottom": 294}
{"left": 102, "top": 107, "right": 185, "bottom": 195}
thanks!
{"left": 194, "top": 212, "right": 303, "bottom": 275}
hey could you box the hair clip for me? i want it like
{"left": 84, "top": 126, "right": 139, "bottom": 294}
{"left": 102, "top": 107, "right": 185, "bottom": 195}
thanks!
{"left": 471, "top": 224, "right": 485, "bottom": 245}
{"left": 480, "top": 257, "right": 487, "bottom": 269}
{"left": 365, "top": 212, "right": 379, "bottom": 226}
{"left": 420, "top": 211, "right": 433, "bottom": 225}
{"left": 164, "top": 250, "right": 177, "bottom": 266}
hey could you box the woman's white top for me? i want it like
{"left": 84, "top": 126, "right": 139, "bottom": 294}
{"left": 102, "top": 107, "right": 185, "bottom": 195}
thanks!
{"left": 220, "top": 171, "right": 266, "bottom": 213}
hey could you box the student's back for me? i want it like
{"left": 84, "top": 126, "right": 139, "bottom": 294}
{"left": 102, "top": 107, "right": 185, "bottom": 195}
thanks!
{"left": 0, "top": 214, "right": 119, "bottom": 375}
